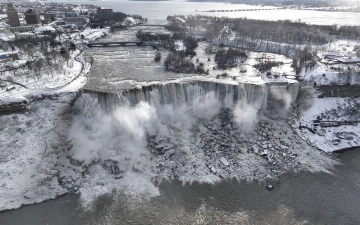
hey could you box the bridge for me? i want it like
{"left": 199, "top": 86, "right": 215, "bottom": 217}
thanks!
{"left": 201, "top": 7, "right": 284, "bottom": 13}
{"left": 87, "top": 41, "right": 143, "bottom": 47}
{"left": 111, "top": 24, "right": 184, "bottom": 31}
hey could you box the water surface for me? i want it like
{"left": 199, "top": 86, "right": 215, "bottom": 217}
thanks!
{"left": 1, "top": 148, "right": 359, "bottom": 225}
{"left": 55, "top": 0, "right": 360, "bottom": 25}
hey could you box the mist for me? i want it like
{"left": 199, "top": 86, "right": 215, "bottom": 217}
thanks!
{"left": 65, "top": 82, "right": 299, "bottom": 208}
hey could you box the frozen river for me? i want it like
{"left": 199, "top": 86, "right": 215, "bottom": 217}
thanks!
{"left": 55, "top": 0, "right": 360, "bottom": 25}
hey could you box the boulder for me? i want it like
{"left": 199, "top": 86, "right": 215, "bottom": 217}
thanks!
{"left": 260, "top": 150, "right": 268, "bottom": 156}
{"left": 50, "top": 143, "right": 59, "bottom": 150}
{"left": 23, "top": 190, "right": 36, "bottom": 199}
{"left": 252, "top": 145, "right": 259, "bottom": 154}
{"left": 102, "top": 159, "right": 124, "bottom": 175}
{"left": 265, "top": 185, "right": 274, "bottom": 191}
{"left": 70, "top": 158, "right": 85, "bottom": 166}
{"left": 219, "top": 157, "right": 229, "bottom": 166}
{"left": 132, "top": 164, "right": 144, "bottom": 173}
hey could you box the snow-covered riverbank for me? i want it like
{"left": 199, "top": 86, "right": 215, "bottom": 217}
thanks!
{"left": 295, "top": 96, "right": 360, "bottom": 152}
{"left": 0, "top": 94, "right": 75, "bottom": 211}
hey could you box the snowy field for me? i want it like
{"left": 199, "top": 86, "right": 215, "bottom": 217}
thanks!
{"left": 0, "top": 52, "right": 81, "bottom": 97}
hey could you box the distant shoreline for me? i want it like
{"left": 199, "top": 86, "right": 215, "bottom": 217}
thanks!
{"left": 129, "top": 0, "right": 169, "bottom": 1}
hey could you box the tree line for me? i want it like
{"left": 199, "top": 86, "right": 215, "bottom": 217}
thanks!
{"left": 167, "top": 15, "right": 360, "bottom": 45}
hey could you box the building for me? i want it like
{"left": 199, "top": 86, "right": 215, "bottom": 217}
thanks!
{"left": 64, "top": 12, "right": 77, "bottom": 17}
{"left": 337, "top": 58, "right": 360, "bottom": 64}
{"left": 24, "top": 9, "right": 41, "bottom": 25}
{"left": 6, "top": 3, "right": 20, "bottom": 27}
{"left": 34, "top": 26, "right": 56, "bottom": 35}
{"left": 63, "top": 17, "right": 86, "bottom": 26}
{"left": 324, "top": 52, "right": 343, "bottom": 59}
{"left": 97, "top": 7, "right": 113, "bottom": 16}
{"left": 44, "top": 13, "right": 56, "bottom": 22}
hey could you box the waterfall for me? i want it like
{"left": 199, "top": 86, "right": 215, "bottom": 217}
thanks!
{"left": 67, "top": 80, "right": 301, "bottom": 207}
{"left": 81, "top": 80, "right": 299, "bottom": 112}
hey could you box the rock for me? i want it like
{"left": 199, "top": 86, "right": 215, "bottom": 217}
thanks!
{"left": 103, "top": 159, "right": 124, "bottom": 175}
{"left": 96, "top": 182, "right": 104, "bottom": 186}
{"left": 65, "top": 139, "right": 72, "bottom": 146}
{"left": 132, "top": 164, "right": 144, "bottom": 173}
{"left": 23, "top": 190, "right": 36, "bottom": 199}
{"left": 66, "top": 151, "right": 74, "bottom": 158}
{"left": 260, "top": 150, "right": 268, "bottom": 156}
{"left": 115, "top": 174, "right": 123, "bottom": 179}
{"left": 210, "top": 166, "right": 217, "bottom": 173}
{"left": 252, "top": 145, "right": 259, "bottom": 154}
{"left": 50, "top": 143, "right": 59, "bottom": 150}
{"left": 265, "top": 185, "right": 275, "bottom": 191}
{"left": 70, "top": 158, "right": 85, "bottom": 166}
{"left": 67, "top": 144, "right": 73, "bottom": 151}
{"left": 219, "top": 157, "right": 229, "bottom": 166}
{"left": 165, "top": 149, "right": 176, "bottom": 158}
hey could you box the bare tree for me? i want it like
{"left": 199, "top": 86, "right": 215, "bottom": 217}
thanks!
{"left": 34, "top": 58, "right": 44, "bottom": 80}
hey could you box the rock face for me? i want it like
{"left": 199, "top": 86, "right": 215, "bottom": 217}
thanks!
{"left": 0, "top": 97, "right": 28, "bottom": 114}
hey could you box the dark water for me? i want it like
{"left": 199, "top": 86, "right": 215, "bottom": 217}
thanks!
{"left": 1, "top": 149, "right": 360, "bottom": 225}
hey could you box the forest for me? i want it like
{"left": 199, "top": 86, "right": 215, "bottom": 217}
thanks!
{"left": 167, "top": 15, "right": 360, "bottom": 45}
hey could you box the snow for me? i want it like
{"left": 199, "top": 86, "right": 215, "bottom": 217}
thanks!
{"left": 34, "top": 26, "right": 55, "bottom": 33}
{"left": 295, "top": 97, "right": 360, "bottom": 152}
{"left": 0, "top": 50, "right": 89, "bottom": 101}
{"left": 79, "top": 28, "right": 109, "bottom": 43}
{"left": 0, "top": 94, "right": 75, "bottom": 211}
{"left": 0, "top": 96, "right": 27, "bottom": 105}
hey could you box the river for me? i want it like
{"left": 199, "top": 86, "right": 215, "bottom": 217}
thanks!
{"left": 55, "top": 0, "right": 360, "bottom": 25}
{"left": 0, "top": 148, "right": 359, "bottom": 225}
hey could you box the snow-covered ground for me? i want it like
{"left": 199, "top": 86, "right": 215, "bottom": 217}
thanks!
{"left": 194, "top": 42, "right": 297, "bottom": 84}
{"left": 303, "top": 39, "right": 360, "bottom": 85}
{"left": 0, "top": 94, "right": 75, "bottom": 211}
{"left": 0, "top": 50, "right": 90, "bottom": 102}
{"left": 295, "top": 96, "right": 360, "bottom": 152}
